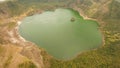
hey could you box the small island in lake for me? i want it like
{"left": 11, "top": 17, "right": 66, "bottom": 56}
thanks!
{"left": 71, "top": 17, "right": 75, "bottom": 22}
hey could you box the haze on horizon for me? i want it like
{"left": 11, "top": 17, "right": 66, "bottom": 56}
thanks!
{"left": 0, "top": 0, "right": 5, "bottom": 1}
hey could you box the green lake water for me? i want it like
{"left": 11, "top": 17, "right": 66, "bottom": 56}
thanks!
{"left": 19, "top": 8, "right": 102, "bottom": 59}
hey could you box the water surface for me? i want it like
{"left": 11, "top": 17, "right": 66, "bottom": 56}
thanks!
{"left": 19, "top": 9, "right": 102, "bottom": 59}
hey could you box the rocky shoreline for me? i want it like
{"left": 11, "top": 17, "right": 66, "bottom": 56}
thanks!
{"left": 0, "top": 7, "right": 105, "bottom": 68}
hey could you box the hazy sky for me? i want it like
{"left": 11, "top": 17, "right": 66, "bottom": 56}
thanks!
{"left": 0, "top": 0, "right": 5, "bottom": 2}
{"left": 116, "top": 0, "right": 120, "bottom": 2}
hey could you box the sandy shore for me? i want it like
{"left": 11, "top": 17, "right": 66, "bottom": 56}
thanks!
{"left": 16, "top": 21, "right": 26, "bottom": 42}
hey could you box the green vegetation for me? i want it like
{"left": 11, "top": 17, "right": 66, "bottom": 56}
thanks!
{"left": 19, "top": 8, "right": 102, "bottom": 59}
{"left": 8, "top": 22, "right": 16, "bottom": 29}
{"left": 41, "top": 48, "right": 51, "bottom": 68}
{"left": 0, "top": 0, "right": 120, "bottom": 68}
{"left": 50, "top": 44, "right": 120, "bottom": 68}
{"left": 104, "top": 31, "right": 120, "bottom": 45}
{"left": 48, "top": 1, "right": 120, "bottom": 67}
{"left": 18, "top": 61, "right": 37, "bottom": 68}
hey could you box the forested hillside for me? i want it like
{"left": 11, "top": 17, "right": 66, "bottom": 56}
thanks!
{"left": 0, "top": 0, "right": 120, "bottom": 68}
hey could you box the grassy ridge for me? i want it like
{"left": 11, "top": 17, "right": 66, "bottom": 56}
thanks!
{"left": 50, "top": 42, "right": 120, "bottom": 68}
{"left": 0, "top": 0, "right": 120, "bottom": 68}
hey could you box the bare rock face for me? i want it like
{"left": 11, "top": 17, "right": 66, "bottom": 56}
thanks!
{"left": 0, "top": 44, "right": 44, "bottom": 68}
{"left": 0, "top": 0, "right": 120, "bottom": 68}
{"left": 75, "top": 0, "right": 120, "bottom": 19}
{"left": 0, "top": 7, "right": 44, "bottom": 68}
{"left": 20, "top": 43, "right": 44, "bottom": 68}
